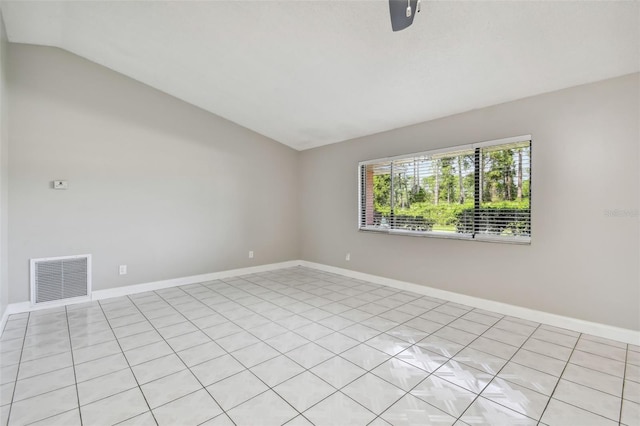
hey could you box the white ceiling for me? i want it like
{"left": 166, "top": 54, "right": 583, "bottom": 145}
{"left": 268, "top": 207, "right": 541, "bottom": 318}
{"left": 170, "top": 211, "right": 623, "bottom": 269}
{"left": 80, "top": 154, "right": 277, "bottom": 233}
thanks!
{"left": 2, "top": 1, "right": 639, "bottom": 150}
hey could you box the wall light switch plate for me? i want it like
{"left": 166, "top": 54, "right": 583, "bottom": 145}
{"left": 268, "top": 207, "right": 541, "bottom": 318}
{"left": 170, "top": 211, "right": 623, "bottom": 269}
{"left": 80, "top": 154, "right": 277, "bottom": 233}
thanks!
{"left": 53, "top": 180, "right": 68, "bottom": 190}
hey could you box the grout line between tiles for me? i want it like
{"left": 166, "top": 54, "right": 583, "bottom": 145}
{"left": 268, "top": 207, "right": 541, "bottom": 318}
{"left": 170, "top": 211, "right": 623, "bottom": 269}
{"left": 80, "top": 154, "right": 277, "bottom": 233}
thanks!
{"left": 536, "top": 329, "right": 583, "bottom": 424}
{"left": 5, "top": 312, "right": 31, "bottom": 426}
{"left": 448, "top": 322, "right": 544, "bottom": 424}
{"left": 64, "top": 306, "right": 83, "bottom": 425}
{"left": 619, "top": 345, "right": 629, "bottom": 424}
{"left": 95, "top": 299, "right": 160, "bottom": 426}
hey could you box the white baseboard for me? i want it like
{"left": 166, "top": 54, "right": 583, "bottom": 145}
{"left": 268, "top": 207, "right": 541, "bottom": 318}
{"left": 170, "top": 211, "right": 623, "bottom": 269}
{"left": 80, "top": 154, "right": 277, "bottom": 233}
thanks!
{"left": 91, "top": 260, "right": 301, "bottom": 301}
{"left": 0, "top": 260, "right": 300, "bottom": 331}
{"left": 299, "top": 261, "right": 640, "bottom": 346}
{"left": 2, "top": 259, "right": 638, "bottom": 345}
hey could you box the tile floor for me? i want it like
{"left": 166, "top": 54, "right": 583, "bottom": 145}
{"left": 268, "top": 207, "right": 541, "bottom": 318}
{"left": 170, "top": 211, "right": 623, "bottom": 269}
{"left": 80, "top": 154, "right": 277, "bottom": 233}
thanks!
{"left": 0, "top": 266, "right": 638, "bottom": 426}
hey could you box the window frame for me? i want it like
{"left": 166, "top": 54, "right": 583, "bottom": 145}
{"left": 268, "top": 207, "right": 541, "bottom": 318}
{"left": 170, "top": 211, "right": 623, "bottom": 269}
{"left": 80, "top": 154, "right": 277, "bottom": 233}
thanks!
{"left": 357, "top": 135, "right": 532, "bottom": 244}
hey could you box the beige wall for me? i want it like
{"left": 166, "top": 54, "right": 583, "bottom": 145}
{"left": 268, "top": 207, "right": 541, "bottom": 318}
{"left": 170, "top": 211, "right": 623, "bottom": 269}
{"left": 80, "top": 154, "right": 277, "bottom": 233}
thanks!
{"left": 7, "top": 44, "right": 299, "bottom": 303}
{"left": 0, "top": 14, "right": 8, "bottom": 316}
{"left": 299, "top": 73, "right": 640, "bottom": 330}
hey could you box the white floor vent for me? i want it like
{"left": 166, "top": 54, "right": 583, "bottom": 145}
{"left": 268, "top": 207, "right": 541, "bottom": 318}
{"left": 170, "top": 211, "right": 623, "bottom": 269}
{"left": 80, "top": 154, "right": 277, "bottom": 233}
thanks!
{"left": 30, "top": 254, "right": 92, "bottom": 305}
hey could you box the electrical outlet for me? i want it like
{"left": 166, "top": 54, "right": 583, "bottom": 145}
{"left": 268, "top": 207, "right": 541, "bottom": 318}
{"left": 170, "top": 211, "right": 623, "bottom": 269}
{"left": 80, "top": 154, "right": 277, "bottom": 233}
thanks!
{"left": 119, "top": 265, "right": 127, "bottom": 275}
{"left": 249, "top": 251, "right": 254, "bottom": 259}
{"left": 345, "top": 253, "right": 351, "bottom": 261}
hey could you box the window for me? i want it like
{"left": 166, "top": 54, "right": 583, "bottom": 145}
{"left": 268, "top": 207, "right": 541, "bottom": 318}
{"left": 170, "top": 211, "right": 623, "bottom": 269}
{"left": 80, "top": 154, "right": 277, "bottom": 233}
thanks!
{"left": 359, "top": 136, "right": 531, "bottom": 243}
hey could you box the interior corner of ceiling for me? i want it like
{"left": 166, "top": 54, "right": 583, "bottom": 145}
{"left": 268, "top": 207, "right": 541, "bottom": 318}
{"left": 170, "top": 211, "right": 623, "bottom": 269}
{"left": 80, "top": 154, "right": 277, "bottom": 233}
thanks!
{"left": 1, "top": 1, "right": 64, "bottom": 46}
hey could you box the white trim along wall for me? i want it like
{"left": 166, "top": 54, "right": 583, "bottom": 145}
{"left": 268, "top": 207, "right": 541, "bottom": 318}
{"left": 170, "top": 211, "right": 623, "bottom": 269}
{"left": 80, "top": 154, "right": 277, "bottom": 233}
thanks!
{"left": 2, "top": 261, "right": 638, "bottom": 346}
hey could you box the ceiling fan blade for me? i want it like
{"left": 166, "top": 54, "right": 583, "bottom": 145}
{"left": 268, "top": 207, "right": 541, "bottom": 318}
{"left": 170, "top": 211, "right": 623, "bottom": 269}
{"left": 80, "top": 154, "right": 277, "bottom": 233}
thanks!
{"left": 389, "top": 0, "right": 418, "bottom": 32}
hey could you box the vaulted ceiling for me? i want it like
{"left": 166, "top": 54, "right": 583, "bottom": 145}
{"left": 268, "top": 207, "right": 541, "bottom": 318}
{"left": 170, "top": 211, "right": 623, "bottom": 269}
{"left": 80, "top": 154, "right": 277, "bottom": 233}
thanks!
{"left": 2, "top": 1, "right": 638, "bottom": 150}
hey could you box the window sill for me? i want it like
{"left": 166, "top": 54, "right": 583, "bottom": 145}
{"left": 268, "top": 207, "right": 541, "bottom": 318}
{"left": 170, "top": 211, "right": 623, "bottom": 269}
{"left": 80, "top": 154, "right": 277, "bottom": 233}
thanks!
{"left": 358, "top": 227, "right": 531, "bottom": 245}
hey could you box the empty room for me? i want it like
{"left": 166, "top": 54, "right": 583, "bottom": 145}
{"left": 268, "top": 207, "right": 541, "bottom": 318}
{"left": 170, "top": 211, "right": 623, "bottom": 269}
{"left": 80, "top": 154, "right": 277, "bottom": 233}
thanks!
{"left": 0, "top": 0, "right": 638, "bottom": 425}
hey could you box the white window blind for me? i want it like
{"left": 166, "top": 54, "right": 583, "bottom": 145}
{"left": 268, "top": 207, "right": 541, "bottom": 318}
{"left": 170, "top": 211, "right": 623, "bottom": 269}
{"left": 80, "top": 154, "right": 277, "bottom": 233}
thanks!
{"left": 359, "top": 137, "right": 531, "bottom": 243}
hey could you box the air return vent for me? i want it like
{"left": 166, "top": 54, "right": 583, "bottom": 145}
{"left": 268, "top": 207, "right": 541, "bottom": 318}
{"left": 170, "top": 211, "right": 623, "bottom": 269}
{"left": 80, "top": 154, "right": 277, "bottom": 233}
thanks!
{"left": 30, "top": 255, "right": 92, "bottom": 305}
